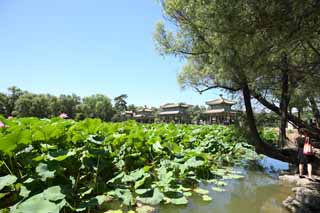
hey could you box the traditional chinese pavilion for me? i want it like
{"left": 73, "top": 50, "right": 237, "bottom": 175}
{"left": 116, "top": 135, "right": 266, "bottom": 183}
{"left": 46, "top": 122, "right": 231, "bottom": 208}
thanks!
{"left": 159, "top": 103, "right": 191, "bottom": 124}
{"left": 121, "top": 111, "right": 134, "bottom": 120}
{"left": 203, "top": 95, "right": 237, "bottom": 124}
{"left": 133, "top": 107, "right": 155, "bottom": 123}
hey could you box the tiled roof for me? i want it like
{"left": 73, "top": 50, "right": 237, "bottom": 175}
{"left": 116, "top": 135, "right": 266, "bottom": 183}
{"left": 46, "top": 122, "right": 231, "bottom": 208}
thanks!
{"left": 205, "top": 97, "right": 236, "bottom": 106}
{"left": 203, "top": 109, "right": 239, "bottom": 114}
{"left": 121, "top": 111, "right": 133, "bottom": 115}
{"left": 203, "top": 109, "right": 225, "bottom": 114}
{"left": 159, "top": 110, "right": 181, "bottom": 115}
{"left": 137, "top": 108, "right": 153, "bottom": 112}
{"left": 160, "top": 103, "right": 190, "bottom": 109}
{"left": 133, "top": 114, "right": 154, "bottom": 118}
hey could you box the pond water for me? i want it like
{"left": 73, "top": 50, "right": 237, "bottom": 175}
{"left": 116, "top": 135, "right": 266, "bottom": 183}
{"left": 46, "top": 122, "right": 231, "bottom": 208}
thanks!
{"left": 159, "top": 157, "right": 292, "bottom": 213}
{"left": 103, "top": 157, "right": 293, "bottom": 213}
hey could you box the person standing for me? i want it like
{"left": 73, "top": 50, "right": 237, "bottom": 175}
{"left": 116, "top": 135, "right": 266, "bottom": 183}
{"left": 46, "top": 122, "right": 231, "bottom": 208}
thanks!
{"left": 296, "top": 128, "right": 315, "bottom": 180}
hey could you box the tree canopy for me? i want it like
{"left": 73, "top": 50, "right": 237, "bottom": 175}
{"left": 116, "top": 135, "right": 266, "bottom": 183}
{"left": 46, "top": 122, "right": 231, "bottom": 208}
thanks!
{"left": 155, "top": 0, "right": 320, "bottom": 99}
{"left": 0, "top": 87, "right": 129, "bottom": 122}
{"left": 154, "top": 0, "right": 320, "bottom": 162}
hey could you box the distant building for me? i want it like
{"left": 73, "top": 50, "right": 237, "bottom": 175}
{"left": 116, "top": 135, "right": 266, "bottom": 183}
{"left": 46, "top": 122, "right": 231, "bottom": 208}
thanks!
{"left": 203, "top": 95, "right": 238, "bottom": 124}
{"left": 121, "top": 111, "right": 134, "bottom": 120}
{"left": 159, "top": 103, "right": 191, "bottom": 124}
{"left": 133, "top": 107, "right": 155, "bottom": 123}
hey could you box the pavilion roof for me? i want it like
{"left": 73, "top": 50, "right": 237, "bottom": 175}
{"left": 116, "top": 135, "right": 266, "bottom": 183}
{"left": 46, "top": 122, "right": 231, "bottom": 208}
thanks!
{"left": 158, "top": 110, "right": 181, "bottom": 115}
{"left": 133, "top": 114, "right": 154, "bottom": 118}
{"left": 160, "top": 103, "right": 191, "bottom": 109}
{"left": 121, "top": 111, "right": 134, "bottom": 115}
{"left": 205, "top": 96, "right": 236, "bottom": 106}
{"left": 136, "top": 108, "right": 153, "bottom": 113}
{"left": 203, "top": 109, "right": 225, "bottom": 114}
{"left": 203, "top": 109, "right": 239, "bottom": 114}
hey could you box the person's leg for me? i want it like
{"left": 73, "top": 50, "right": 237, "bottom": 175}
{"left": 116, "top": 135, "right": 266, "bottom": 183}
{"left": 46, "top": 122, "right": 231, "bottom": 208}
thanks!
{"left": 299, "top": 164, "right": 304, "bottom": 177}
{"left": 307, "top": 163, "right": 313, "bottom": 179}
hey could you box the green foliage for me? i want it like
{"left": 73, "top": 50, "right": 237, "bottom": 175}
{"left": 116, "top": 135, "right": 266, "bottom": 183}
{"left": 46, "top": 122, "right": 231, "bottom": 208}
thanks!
{"left": 260, "top": 128, "right": 278, "bottom": 144}
{"left": 76, "top": 94, "right": 114, "bottom": 121}
{"left": 0, "top": 117, "right": 257, "bottom": 211}
{"left": 0, "top": 86, "right": 116, "bottom": 121}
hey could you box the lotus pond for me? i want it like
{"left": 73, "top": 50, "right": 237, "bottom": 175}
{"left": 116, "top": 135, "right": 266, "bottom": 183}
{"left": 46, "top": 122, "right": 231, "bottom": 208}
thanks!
{"left": 0, "top": 117, "right": 290, "bottom": 212}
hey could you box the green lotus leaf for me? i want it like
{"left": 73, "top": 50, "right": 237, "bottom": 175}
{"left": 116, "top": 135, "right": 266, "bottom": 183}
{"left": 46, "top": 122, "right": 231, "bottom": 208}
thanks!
{"left": 42, "top": 186, "right": 66, "bottom": 201}
{"left": 202, "top": 195, "right": 212, "bottom": 201}
{"left": 12, "top": 197, "right": 59, "bottom": 213}
{"left": 19, "top": 185, "right": 31, "bottom": 198}
{"left": 23, "top": 178, "right": 34, "bottom": 184}
{"left": 12, "top": 186, "right": 66, "bottom": 213}
{"left": 136, "top": 205, "right": 155, "bottom": 213}
{"left": 105, "top": 210, "right": 123, "bottom": 213}
{"left": 48, "top": 149, "right": 76, "bottom": 161}
{"left": 35, "top": 163, "right": 56, "bottom": 181}
{"left": 212, "top": 187, "right": 225, "bottom": 192}
{"left": 152, "top": 141, "right": 163, "bottom": 152}
{"left": 168, "top": 196, "right": 188, "bottom": 205}
{"left": 0, "top": 175, "right": 17, "bottom": 191}
{"left": 207, "top": 179, "right": 228, "bottom": 186}
{"left": 107, "top": 172, "right": 125, "bottom": 184}
{"left": 0, "top": 130, "right": 21, "bottom": 156}
{"left": 157, "top": 166, "right": 174, "bottom": 188}
{"left": 0, "top": 192, "right": 9, "bottom": 199}
{"left": 79, "top": 187, "right": 93, "bottom": 198}
{"left": 78, "top": 195, "right": 110, "bottom": 210}
{"left": 193, "top": 188, "right": 209, "bottom": 195}
{"left": 137, "top": 188, "right": 164, "bottom": 205}
{"left": 134, "top": 175, "right": 150, "bottom": 189}
{"left": 135, "top": 188, "right": 152, "bottom": 195}
{"left": 108, "top": 189, "right": 133, "bottom": 206}
{"left": 222, "top": 174, "right": 244, "bottom": 180}
{"left": 183, "top": 191, "right": 192, "bottom": 197}
{"left": 184, "top": 157, "right": 204, "bottom": 168}
{"left": 122, "top": 168, "right": 146, "bottom": 183}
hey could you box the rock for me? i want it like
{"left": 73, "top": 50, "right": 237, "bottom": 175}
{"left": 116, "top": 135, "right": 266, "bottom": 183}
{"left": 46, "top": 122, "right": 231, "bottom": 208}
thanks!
{"left": 279, "top": 174, "right": 320, "bottom": 188}
{"left": 280, "top": 174, "right": 320, "bottom": 212}
{"left": 294, "top": 187, "right": 320, "bottom": 208}
{"left": 283, "top": 196, "right": 314, "bottom": 213}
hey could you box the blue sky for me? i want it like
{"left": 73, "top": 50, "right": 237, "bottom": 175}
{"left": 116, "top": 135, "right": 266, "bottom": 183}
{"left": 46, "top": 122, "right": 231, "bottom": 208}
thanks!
{"left": 0, "top": 0, "right": 220, "bottom": 107}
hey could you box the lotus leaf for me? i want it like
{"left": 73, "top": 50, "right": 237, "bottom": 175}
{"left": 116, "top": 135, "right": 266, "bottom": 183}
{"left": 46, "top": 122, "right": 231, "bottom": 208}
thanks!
{"left": 0, "top": 175, "right": 17, "bottom": 191}
{"left": 193, "top": 188, "right": 209, "bottom": 195}
{"left": 212, "top": 187, "right": 225, "bottom": 192}
{"left": 137, "top": 188, "right": 164, "bottom": 205}
{"left": 35, "top": 163, "right": 56, "bottom": 181}
{"left": 202, "top": 195, "right": 212, "bottom": 201}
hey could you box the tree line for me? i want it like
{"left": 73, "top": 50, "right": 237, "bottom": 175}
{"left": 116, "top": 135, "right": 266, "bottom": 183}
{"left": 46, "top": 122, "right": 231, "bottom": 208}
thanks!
{"left": 0, "top": 86, "right": 136, "bottom": 121}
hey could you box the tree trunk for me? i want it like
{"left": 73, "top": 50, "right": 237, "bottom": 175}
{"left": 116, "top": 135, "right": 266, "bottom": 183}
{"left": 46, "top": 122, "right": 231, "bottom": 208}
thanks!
{"left": 279, "top": 67, "right": 290, "bottom": 148}
{"left": 242, "top": 84, "right": 296, "bottom": 163}
{"left": 297, "top": 107, "right": 301, "bottom": 120}
{"left": 309, "top": 96, "right": 320, "bottom": 127}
